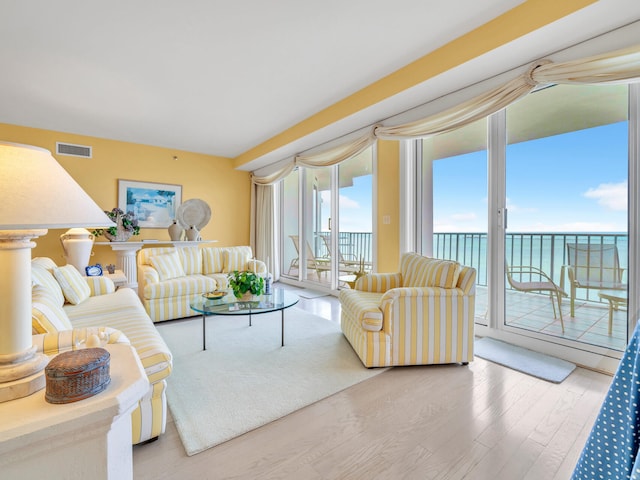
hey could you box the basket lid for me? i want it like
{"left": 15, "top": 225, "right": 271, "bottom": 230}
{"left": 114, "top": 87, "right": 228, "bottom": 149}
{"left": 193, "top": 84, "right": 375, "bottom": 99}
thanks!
{"left": 46, "top": 348, "right": 110, "bottom": 377}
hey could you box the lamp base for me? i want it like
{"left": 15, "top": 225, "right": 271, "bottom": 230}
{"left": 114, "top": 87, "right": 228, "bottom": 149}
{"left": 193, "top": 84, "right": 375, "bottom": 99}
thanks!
{"left": 0, "top": 347, "right": 49, "bottom": 402}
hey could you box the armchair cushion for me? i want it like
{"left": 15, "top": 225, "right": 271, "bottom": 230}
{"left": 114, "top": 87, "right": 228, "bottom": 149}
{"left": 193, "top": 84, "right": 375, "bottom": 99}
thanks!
{"left": 32, "top": 284, "right": 73, "bottom": 334}
{"left": 401, "top": 253, "right": 460, "bottom": 288}
{"left": 356, "top": 272, "right": 402, "bottom": 293}
{"left": 151, "top": 251, "right": 186, "bottom": 281}
{"left": 339, "top": 290, "right": 384, "bottom": 331}
{"left": 53, "top": 265, "right": 91, "bottom": 305}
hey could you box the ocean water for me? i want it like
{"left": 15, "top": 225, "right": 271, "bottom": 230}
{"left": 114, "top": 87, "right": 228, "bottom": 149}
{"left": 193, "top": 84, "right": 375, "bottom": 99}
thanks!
{"left": 433, "top": 232, "right": 628, "bottom": 288}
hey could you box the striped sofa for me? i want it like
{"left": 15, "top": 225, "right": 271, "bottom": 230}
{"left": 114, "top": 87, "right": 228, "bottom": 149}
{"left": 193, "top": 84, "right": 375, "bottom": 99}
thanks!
{"left": 31, "top": 257, "right": 172, "bottom": 445}
{"left": 138, "top": 245, "right": 267, "bottom": 323}
{"left": 339, "top": 252, "right": 476, "bottom": 368}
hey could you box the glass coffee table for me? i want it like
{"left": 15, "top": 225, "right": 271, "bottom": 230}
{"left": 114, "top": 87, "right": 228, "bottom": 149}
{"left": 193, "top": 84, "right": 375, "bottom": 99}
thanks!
{"left": 190, "top": 288, "right": 299, "bottom": 350}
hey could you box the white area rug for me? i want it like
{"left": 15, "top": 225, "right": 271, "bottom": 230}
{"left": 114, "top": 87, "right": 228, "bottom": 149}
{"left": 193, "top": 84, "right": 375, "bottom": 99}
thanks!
{"left": 157, "top": 308, "right": 387, "bottom": 456}
{"left": 474, "top": 337, "right": 576, "bottom": 383}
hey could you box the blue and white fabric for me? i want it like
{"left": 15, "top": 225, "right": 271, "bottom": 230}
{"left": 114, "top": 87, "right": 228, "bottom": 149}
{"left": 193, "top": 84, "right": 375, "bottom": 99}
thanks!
{"left": 572, "top": 322, "right": 640, "bottom": 479}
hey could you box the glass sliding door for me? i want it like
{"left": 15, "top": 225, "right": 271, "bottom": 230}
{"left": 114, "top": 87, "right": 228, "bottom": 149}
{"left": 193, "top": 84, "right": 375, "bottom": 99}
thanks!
{"left": 504, "top": 83, "right": 629, "bottom": 351}
{"left": 337, "top": 148, "right": 374, "bottom": 284}
{"left": 423, "top": 118, "right": 489, "bottom": 324}
{"left": 281, "top": 168, "right": 300, "bottom": 279}
{"left": 279, "top": 147, "right": 374, "bottom": 290}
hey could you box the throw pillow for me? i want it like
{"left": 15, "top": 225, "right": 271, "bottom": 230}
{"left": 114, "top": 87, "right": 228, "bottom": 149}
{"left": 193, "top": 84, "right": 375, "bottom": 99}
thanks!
{"left": 223, "top": 246, "right": 252, "bottom": 273}
{"left": 151, "top": 251, "right": 186, "bottom": 281}
{"left": 32, "top": 284, "right": 73, "bottom": 333}
{"left": 53, "top": 265, "right": 91, "bottom": 305}
{"left": 179, "top": 247, "right": 203, "bottom": 275}
{"left": 425, "top": 259, "right": 461, "bottom": 289}
{"left": 202, "top": 247, "right": 225, "bottom": 274}
{"left": 32, "top": 263, "right": 65, "bottom": 307}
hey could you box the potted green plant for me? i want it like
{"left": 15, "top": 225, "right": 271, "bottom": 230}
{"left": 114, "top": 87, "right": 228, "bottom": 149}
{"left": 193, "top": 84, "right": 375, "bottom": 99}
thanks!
{"left": 228, "top": 270, "right": 265, "bottom": 299}
{"left": 92, "top": 208, "right": 140, "bottom": 242}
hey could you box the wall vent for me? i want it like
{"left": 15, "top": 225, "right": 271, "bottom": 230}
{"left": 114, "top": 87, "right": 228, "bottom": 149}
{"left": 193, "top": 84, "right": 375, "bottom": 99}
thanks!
{"left": 56, "top": 142, "right": 92, "bottom": 158}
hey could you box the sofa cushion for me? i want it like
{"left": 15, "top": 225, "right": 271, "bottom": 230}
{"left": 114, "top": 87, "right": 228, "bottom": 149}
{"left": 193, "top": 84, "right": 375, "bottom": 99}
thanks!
{"left": 179, "top": 246, "right": 203, "bottom": 275}
{"left": 339, "top": 289, "right": 384, "bottom": 332}
{"left": 32, "top": 284, "right": 73, "bottom": 334}
{"left": 32, "top": 264, "right": 65, "bottom": 307}
{"left": 138, "top": 247, "right": 175, "bottom": 266}
{"left": 65, "top": 288, "right": 173, "bottom": 384}
{"left": 53, "top": 265, "right": 91, "bottom": 305}
{"left": 151, "top": 251, "right": 186, "bottom": 281}
{"left": 223, "top": 246, "right": 252, "bottom": 273}
{"left": 202, "top": 247, "right": 225, "bottom": 274}
{"left": 143, "top": 274, "right": 217, "bottom": 300}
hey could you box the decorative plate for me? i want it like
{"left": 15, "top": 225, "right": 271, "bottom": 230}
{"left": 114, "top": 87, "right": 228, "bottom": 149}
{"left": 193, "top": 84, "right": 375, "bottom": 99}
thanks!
{"left": 203, "top": 291, "right": 226, "bottom": 300}
{"left": 176, "top": 199, "right": 211, "bottom": 231}
{"left": 85, "top": 264, "right": 103, "bottom": 276}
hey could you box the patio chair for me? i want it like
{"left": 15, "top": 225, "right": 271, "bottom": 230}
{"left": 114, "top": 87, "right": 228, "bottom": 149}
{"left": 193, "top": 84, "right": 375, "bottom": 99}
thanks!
{"left": 317, "top": 234, "right": 371, "bottom": 274}
{"left": 506, "top": 263, "right": 567, "bottom": 333}
{"left": 562, "top": 243, "right": 626, "bottom": 317}
{"left": 287, "top": 235, "right": 330, "bottom": 280}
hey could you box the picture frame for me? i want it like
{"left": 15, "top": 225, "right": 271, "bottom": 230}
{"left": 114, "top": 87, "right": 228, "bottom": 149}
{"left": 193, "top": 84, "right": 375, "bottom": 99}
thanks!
{"left": 118, "top": 179, "right": 182, "bottom": 229}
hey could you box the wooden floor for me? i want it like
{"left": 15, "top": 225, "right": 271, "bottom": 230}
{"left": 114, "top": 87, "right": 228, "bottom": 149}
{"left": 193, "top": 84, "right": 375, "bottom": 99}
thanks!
{"left": 133, "top": 288, "right": 612, "bottom": 480}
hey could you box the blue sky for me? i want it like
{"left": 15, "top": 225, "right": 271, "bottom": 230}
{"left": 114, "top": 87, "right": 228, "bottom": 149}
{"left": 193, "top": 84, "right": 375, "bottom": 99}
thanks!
{"left": 434, "top": 121, "right": 628, "bottom": 233}
{"left": 321, "top": 174, "right": 373, "bottom": 233}
{"left": 318, "top": 121, "right": 628, "bottom": 234}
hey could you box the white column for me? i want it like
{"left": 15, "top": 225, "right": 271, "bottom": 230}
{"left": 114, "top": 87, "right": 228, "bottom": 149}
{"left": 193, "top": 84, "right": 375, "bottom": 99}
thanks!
{"left": 0, "top": 230, "right": 49, "bottom": 402}
{"left": 95, "top": 242, "right": 143, "bottom": 293}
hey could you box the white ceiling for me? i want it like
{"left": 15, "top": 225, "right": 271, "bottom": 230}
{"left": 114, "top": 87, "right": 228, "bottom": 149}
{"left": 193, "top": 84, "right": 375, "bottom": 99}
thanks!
{"left": 1, "top": 1, "right": 639, "bottom": 168}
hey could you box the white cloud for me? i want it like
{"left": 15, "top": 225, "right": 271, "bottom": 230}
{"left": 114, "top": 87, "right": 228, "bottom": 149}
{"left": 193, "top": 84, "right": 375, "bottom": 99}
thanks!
{"left": 320, "top": 191, "right": 360, "bottom": 209}
{"left": 584, "top": 181, "right": 627, "bottom": 211}
{"left": 340, "top": 195, "right": 359, "bottom": 209}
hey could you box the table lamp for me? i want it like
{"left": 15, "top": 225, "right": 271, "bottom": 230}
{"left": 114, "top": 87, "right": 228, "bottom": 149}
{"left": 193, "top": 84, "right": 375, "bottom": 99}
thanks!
{"left": 0, "top": 141, "right": 114, "bottom": 402}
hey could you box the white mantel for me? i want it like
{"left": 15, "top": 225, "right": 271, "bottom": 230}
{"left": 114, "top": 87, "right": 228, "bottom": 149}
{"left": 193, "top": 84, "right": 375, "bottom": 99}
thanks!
{"left": 0, "top": 343, "right": 148, "bottom": 480}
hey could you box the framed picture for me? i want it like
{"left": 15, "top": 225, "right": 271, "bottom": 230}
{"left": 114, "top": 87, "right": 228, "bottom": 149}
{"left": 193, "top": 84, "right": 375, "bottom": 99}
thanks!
{"left": 118, "top": 179, "right": 182, "bottom": 229}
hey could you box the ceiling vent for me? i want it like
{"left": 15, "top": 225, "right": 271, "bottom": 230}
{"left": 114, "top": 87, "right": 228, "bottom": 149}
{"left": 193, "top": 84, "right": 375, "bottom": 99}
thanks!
{"left": 56, "top": 142, "right": 92, "bottom": 158}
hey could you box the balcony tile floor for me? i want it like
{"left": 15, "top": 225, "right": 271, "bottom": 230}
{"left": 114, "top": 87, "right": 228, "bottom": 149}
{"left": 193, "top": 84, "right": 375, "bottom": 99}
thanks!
{"left": 475, "top": 286, "right": 627, "bottom": 351}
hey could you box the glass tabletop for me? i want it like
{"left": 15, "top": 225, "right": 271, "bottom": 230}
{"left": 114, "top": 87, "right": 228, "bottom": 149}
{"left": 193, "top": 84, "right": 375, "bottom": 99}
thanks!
{"left": 190, "top": 288, "right": 299, "bottom": 316}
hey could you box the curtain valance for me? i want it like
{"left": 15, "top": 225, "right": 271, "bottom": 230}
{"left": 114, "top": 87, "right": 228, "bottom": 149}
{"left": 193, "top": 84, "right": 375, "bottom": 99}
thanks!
{"left": 252, "top": 44, "right": 640, "bottom": 185}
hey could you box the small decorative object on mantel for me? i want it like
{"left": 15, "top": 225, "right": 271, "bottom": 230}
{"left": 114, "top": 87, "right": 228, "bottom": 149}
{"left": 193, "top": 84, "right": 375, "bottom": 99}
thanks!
{"left": 185, "top": 225, "right": 200, "bottom": 241}
{"left": 228, "top": 270, "right": 265, "bottom": 299}
{"left": 85, "top": 264, "right": 103, "bottom": 276}
{"left": 105, "top": 264, "right": 116, "bottom": 274}
{"left": 168, "top": 219, "right": 183, "bottom": 241}
{"left": 92, "top": 208, "right": 140, "bottom": 242}
{"left": 44, "top": 348, "right": 111, "bottom": 404}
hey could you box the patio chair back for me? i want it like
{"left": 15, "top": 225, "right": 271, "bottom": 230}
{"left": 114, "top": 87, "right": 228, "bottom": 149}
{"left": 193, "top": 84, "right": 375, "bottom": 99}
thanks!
{"left": 566, "top": 243, "right": 623, "bottom": 286}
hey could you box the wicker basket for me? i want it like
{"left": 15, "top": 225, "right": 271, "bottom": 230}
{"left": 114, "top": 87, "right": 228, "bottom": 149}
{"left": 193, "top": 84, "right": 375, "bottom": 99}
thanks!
{"left": 45, "top": 348, "right": 111, "bottom": 404}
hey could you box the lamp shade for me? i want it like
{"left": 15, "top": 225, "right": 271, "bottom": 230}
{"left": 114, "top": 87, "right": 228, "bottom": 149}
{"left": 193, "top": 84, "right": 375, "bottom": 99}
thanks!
{"left": 0, "top": 141, "right": 113, "bottom": 229}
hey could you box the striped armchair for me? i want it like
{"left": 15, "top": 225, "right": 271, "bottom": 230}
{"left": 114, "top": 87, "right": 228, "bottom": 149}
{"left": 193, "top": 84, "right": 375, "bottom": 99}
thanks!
{"left": 339, "top": 252, "right": 476, "bottom": 367}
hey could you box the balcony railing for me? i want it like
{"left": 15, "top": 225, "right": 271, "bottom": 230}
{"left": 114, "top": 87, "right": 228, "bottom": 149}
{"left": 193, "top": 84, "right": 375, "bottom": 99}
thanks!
{"left": 434, "top": 232, "right": 628, "bottom": 303}
{"left": 312, "top": 231, "right": 627, "bottom": 304}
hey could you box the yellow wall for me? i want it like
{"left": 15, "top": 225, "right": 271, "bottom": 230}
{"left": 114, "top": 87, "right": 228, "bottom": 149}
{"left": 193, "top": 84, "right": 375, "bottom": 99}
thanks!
{"left": 0, "top": 123, "right": 251, "bottom": 267}
{"left": 376, "top": 140, "right": 400, "bottom": 272}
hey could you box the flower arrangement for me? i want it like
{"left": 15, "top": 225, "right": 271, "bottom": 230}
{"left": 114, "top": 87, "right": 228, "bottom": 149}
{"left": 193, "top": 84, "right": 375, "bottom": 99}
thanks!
{"left": 228, "top": 270, "right": 264, "bottom": 299}
{"left": 92, "top": 208, "right": 140, "bottom": 241}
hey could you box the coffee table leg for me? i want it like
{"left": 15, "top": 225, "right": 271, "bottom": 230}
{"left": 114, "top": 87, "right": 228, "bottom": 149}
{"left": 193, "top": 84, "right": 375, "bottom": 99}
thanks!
{"left": 202, "top": 313, "right": 207, "bottom": 350}
{"left": 281, "top": 309, "right": 285, "bottom": 347}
